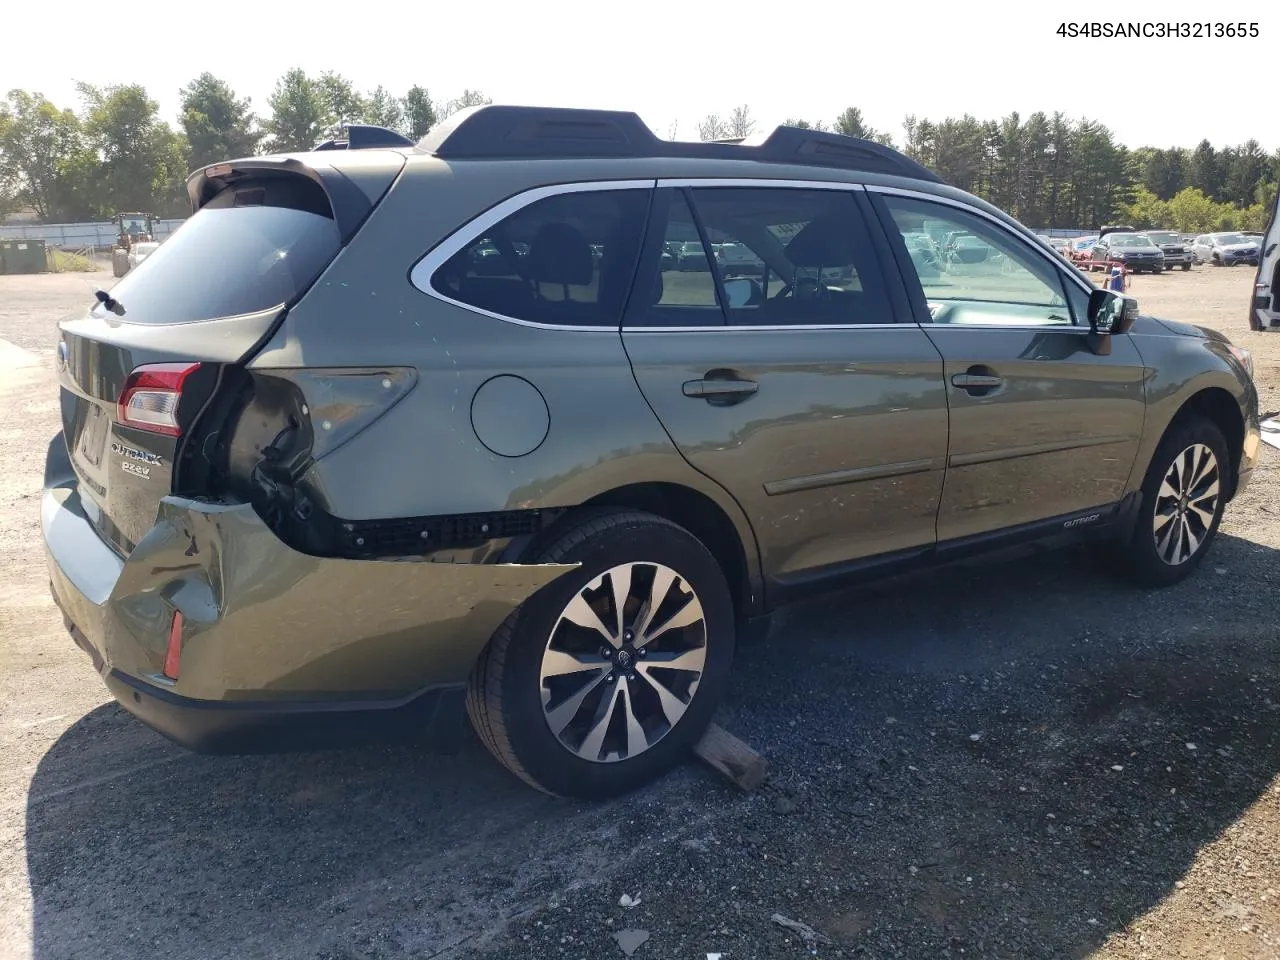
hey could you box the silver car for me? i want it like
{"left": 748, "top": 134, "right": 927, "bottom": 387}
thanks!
{"left": 1193, "top": 232, "right": 1260, "bottom": 267}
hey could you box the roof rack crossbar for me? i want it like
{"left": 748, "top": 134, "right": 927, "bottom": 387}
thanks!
{"left": 417, "top": 105, "right": 942, "bottom": 183}
{"left": 312, "top": 123, "right": 417, "bottom": 152}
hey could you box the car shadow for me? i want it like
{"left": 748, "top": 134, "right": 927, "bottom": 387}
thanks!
{"left": 23, "top": 534, "right": 1280, "bottom": 959}
{"left": 704, "top": 531, "right": 1280, "bottom": 956}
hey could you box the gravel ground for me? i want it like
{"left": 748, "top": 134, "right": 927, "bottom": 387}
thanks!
{"left": 0, "top": 266, "right": 1277, "bottom": 960}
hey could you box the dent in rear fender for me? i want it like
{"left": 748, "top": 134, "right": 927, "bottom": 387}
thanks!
{"left": 110, "top": 497, "right": 579, "bottom": 701}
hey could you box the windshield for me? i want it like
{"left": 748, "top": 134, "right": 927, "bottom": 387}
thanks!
{"left": 99, "top": 183, "right": 340, "bottom": 325}
{"left": 1146, "top": 232, "right": 1179, "bottom": 243}
{"left": 1110, "top": 234, "right": 1153, "bottom": 248}
{"left": 1215, "top": 233, "right": 1248, "bottom": 245}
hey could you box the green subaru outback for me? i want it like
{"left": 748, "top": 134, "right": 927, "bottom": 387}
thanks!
{"left": 43, "top": 105, "right": 1261, "bottom": 799}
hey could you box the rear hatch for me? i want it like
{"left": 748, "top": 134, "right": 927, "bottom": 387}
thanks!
{"left": 55, "top": 152, "right": 405, "bottom": 555}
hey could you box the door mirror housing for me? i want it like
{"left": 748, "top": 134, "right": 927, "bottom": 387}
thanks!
{"left": 1087, "top": 288, "right": 1139, "bottom": 336}
{"left": 722, "top": 277, "right": 760, "bottom": 309}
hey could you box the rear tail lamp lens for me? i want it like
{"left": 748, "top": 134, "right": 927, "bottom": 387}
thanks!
{"left": 118, "top": 362, "right": 202, "bottom": 437}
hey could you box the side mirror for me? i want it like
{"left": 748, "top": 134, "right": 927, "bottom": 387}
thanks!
{"left": 722, "top": 277, "right": 758, "bottom": 309}
{"left": 1087, "top": 288, "right": 1139, "bottom": 336}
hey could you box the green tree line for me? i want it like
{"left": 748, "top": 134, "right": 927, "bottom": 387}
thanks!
{"left": 709, "top": 104, "right": 1277, "bottom": 232}
{"left": 2, "top": 78, "right": 1276, "bottom": 231}
{"left": 0, "top": 72, "right": 491, "bottom": 221}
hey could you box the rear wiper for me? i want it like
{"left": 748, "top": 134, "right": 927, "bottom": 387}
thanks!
{"left": 94, "top": 289, "right": 125, "bottom": 316}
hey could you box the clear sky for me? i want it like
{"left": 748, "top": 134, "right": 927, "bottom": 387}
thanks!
{"left": 2, "top": 0, "right": 1274, "bottom": 152}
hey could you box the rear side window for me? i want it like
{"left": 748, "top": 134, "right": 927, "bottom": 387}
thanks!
{"left": 99, "top": 177, "right": 341, "bottom": 325}
{"left": 430, "top": 189, "right": 649, "bottom": 328}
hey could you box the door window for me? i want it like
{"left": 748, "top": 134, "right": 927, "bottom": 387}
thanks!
{"left": 430, "top": 188, "right": 649, "bottom": 327}
{"left": 691, "top": 187, "right": 893, "bottom": 326}
{"left": 879, "top": 195, "right": 1077, "bottom": 327}
{"left": 625, "top": 186, "right": 895, "bottom": 328}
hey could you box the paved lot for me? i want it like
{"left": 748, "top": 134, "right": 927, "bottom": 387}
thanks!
{"left": 1, "top": 266, "right": 1278, "bottom": 960}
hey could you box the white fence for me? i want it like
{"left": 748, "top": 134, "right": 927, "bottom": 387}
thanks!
{"left": 0, "top": 219, "right": 186, "bottom": 249}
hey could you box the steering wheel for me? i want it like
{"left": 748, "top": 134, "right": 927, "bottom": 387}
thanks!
{"left": 793, "top": 277, "right": 826, "bottom": 299}
{"left": 772, "top": 276, "right": 828, "bottom": 301}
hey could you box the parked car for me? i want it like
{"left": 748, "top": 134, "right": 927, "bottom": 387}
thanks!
{"left": 1249, "top": 196, "right": 1280, "bottom": 330}
{"left": 1143, "top": 230, "right": 1194, "bottom": 271}
{"left": 715, "top": 240, "right": 766, "bottom": 278}
{"left": 1067, "top": 235, "right": 1099, "bottom": 265}
{"left": 943, "top": 232, "right": 991, "bottom": 265}
{"left": 1192, "top": 232, "right": 1260, "bottom": 267}
{"left": 676, "top": 240, "right": 711, "bottom": 271}
{"left": 903, "top": 231, "right": 943, "bottom": 276}
{"left": 42, "top": 106, "right": 1260, "bottom": 800}
{"left": 1088, "top": 232, "right": 1165, "bottom": 273}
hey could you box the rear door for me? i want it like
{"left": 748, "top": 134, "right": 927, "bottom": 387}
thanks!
{"left": 56, "top": 171, "right": 351, "bottom": 555}
{"left": 623, "top": 182, "right": 949, "bottom": 589}
{"left": 869, "top": 188, "right": 1147, "bottom": 545}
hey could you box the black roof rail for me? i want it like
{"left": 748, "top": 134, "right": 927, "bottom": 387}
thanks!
{"left": 417, "top": 105, "right": 942, "bottom": 183}
{"left": 312, "top": 123, "right": 416, "bottom": 152}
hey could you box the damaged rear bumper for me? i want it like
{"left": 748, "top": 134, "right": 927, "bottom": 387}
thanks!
{"left": 42, "top": 483, "right": 579, "bottom": 753}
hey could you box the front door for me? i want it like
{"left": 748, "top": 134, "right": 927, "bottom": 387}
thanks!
{"left": 870, "top": 190, "right": 1147, "bottom": 545}
{"left": 623, "top": 183, "right": 949, "bottom": 588}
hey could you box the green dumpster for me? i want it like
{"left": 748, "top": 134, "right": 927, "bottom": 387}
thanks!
{"left": 0, "top": 239, "right": 48, "bottom": 275}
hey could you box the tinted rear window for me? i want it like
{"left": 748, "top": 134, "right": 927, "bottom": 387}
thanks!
{"left": 98, "top": 178, "right": 341, "bottom": 325}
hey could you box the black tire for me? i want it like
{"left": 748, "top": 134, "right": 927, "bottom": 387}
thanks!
{"left": 1113, "top": 415, "right": 1230, "bottom": 588}
{"left": 1181, "top": 263, "right": 1191, "bottom": 271}
{"left": 466, "top": 508, "right": 735, "bottom": 799}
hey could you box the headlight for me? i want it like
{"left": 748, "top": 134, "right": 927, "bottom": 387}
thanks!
{"left": 1228, "top": 344, "right": 1254, "bottom": 380}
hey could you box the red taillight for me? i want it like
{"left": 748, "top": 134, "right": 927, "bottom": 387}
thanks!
{"left": 163, "top": 609, "right": 184, "bottom": 680}
{"left": 117, "top": 362, "right": 201, "bottom": 437}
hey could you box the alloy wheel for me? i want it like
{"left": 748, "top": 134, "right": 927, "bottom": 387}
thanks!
{"left": 539, "top": 563, "right": 707, "bottom": 763}
{"left": 1152, "top": 442, "right": 1220, "bottom": 566}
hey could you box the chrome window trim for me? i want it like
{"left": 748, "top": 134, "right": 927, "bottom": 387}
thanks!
{"left": 915, "top": 322, "right": 1085, "bottom": 334}
{"left": 657, "top": 178, "right": 863, "bottom": 192}
{"left": 408, "top": 178, "right": 656, "bottom": 333}
{"left": 412, "top": 176, "right": 1088, "bottom": 336}
{"left": 865, "top": 184, "right": 1097, "bottom": 301}
{"left": 628, "top": 323, "right": 909, "bottom": 334}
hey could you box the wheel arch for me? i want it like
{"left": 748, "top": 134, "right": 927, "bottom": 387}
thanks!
{"left": 511, "top": 482, "right": 764, "bottom": 621}
{"left": 1159, "top": 386, "right": 1245, "bottom": 499}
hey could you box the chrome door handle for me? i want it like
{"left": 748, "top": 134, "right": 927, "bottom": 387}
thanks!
{"left": 683, "top": 377, "right": 759, "bottom": 403}
{"left": 951, "top": 374, "right": 1003, "bottom": 389}
{"left": 951, "top": 371, "right": 1004, "bottom": 396}
{"left": 683, "top": 379, "right": 758, "bottom": 397}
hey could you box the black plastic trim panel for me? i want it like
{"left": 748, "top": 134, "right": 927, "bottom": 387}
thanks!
{"left": 337, "top": 508, "right": 566, "bottom": 560}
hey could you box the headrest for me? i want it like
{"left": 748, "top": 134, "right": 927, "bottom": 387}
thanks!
{"left": 785, "top": 216, "right": 857, "bottom": 267}
{"left": 526, "top": 222, "right": 594, "bottom": 285}
{"left": 649, "top": 265, "right": 664, "bottom": 305}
